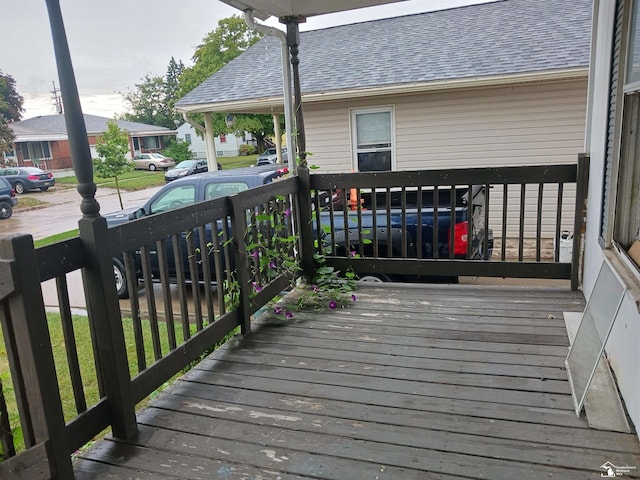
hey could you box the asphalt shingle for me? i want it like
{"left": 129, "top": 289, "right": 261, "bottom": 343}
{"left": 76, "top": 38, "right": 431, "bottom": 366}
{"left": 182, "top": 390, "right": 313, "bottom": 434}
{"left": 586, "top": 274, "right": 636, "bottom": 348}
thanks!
{"left": 176, "top": 0, "right": 592, "bottom": 108}
{"left": 11, "top": 114, "right": 174, "bottom": 137}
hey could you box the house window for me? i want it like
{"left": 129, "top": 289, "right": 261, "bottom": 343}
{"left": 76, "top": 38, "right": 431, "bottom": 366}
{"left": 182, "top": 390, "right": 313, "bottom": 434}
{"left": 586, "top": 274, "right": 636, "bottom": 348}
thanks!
{"left": 141, "top": 136, "right": 160, "bottom": 150}
{"left": 351, "top": 107, "right": 394, "bottom": 172}
{"left": 185, "top": 133, "right": 192, "bottom": 145}
{"left": 609, "top": 0, "right": 640, "bottom": 267}
{"left": 17, "top": 141, "right": 51, "bottom": 160}
{"left": 219, "top": 134, "right": 227, "bottom": 143}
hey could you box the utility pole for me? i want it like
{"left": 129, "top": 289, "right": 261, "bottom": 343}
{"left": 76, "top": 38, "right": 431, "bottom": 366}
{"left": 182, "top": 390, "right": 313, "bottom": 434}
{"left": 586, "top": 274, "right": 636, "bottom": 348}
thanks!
{"left": 51, "top": 81, "right": 63, "bottom": 114}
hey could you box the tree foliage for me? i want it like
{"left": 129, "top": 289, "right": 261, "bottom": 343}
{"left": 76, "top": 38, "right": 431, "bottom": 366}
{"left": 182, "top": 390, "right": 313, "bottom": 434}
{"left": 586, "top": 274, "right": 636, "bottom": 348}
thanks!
{"left": 94, "top": 121, "right": 133, "bottom": 209}
{"left": 162, "top": 138, "right": 192, "bottom": 163}
{"left": 0, "top": 71, "right": 24, "bottom": 158}
{"left": 177, "top": 16, "right": 275, "bottom": 151}
{"left": 178, "top": 16, "right": 263, "bottom": 98}
{"left": 121, "top": 57, "right": 184, "bottom": 129}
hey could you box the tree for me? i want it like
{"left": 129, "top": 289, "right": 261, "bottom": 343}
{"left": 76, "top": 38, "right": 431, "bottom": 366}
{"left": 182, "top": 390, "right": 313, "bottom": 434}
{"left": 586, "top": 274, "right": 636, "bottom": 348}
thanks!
{"left": 94, "top": 121, "right": 133, "bottom": 209}
{"left": 0, "top": 71, "right": 24, "bottom": 163}
{"left": 121, "top": 74, "right": 174, "bottom": 129}
{"left": 178, "top": 16, "right": 263, "bottom": 97}
{"left": 178, "top": 16, "right": 275, "bottom": 152}
{"left": 162, "top": 138, "right": 192, "bottom": 163}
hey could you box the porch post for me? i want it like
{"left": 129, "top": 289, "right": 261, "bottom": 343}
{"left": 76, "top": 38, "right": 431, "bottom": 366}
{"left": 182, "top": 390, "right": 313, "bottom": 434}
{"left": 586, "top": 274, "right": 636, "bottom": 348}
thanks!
{"left": 203, "top": 112, "right": 219, "bottom": 171}
{"left": 272, "top": 113, "right": 283, "bottom": 164}
{"left": 45, "top": 0, "right": 138, "bottom": 441}
{"left": 283, "top": 18, "right": 307, "bottom": 167}
{"left": 45, "top": 0, "right": 99, "bottom": 219}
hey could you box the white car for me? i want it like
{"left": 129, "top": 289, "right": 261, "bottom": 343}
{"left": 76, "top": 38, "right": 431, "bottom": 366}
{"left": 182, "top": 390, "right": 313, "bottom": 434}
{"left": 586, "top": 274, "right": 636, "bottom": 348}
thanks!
{"left": 132, "top": 153, "right": 176, "bottom": 171}
{"left": 256, "top": 147, "right": 288, "bottom": 166}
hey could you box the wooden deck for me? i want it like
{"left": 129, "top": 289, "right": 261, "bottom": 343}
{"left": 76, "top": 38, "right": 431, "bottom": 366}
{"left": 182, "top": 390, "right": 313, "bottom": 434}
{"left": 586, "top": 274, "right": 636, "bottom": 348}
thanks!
{"left": 73, "top": 283, "right": 640, "bottom": 480}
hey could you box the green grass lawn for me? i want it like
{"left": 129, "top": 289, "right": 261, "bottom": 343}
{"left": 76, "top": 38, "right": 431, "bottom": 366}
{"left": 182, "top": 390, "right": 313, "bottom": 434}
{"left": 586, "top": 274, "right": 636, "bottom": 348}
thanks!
{"left": 0, "top": 312, "right": 237, "bottom": 453}
{"left": 14, "top": 197, "right": 48, "bottom": 210}
{"left": 54, "top": 156, "right": 258, "bottom": 191}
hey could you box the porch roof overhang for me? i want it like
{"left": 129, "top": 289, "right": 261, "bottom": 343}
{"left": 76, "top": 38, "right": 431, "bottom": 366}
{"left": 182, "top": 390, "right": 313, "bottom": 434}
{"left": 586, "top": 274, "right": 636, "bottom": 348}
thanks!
{"left": 175, "top": 67, "right": 589, "bottom": 115}
{"left": 217, "top": 0, "right": 411, "bottom": 20}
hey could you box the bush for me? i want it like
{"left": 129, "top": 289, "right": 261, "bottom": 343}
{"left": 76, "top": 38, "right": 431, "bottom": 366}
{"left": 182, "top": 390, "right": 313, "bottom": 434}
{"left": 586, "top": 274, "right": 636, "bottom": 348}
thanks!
{"left": 238, "top": 144, "right": 257, "bottom": 156}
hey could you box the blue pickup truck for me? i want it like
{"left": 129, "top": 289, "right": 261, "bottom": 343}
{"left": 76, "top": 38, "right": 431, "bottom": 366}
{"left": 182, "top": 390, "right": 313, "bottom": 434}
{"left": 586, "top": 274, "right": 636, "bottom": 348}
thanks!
{"left": 104, "top": 165, "right": 288, "bottom": 298}
{"left": 317, "top": 185, "right": 493, "bottom": 282}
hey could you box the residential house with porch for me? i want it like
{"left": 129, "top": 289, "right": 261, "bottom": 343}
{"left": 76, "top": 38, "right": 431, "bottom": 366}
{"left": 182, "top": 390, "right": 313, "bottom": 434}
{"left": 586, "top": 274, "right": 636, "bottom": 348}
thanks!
{"left": 7, "top": 114, "right": 177, "bottom": 170}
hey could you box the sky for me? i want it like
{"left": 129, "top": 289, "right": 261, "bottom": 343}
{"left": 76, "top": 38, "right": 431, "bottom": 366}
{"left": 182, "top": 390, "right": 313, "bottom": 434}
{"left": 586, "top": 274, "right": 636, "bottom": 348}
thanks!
{"left": 0, "top": 0, "right": 496, "bottom": 120}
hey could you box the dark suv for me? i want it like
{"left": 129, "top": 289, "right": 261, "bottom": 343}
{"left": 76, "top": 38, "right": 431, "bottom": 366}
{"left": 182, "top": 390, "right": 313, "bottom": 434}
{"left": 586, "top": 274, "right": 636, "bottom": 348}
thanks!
{"left": 0, "top": 177, "right": 18, "bottom": 219}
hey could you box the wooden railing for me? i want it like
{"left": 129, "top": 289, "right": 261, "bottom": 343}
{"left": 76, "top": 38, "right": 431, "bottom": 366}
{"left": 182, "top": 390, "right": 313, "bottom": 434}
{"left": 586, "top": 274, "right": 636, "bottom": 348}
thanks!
{"left": 0, "top": 158, "right": 588, "bottom": 478}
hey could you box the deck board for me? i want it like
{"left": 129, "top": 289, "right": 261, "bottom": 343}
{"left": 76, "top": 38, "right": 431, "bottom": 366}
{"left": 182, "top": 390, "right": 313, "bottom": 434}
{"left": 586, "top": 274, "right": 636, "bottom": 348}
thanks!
{"left": 74, "top": 283, "right": 640, "bottom": 479}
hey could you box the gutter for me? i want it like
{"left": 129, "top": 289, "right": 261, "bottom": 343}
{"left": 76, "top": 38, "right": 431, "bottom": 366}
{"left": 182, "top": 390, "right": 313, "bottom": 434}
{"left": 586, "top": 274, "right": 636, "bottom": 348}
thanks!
{"left": 243, "top": 10, "right": 296, "bottom": 172}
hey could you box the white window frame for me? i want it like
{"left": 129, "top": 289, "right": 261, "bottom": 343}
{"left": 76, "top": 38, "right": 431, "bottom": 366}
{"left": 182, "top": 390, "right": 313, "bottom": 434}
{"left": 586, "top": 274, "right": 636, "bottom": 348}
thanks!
{"left": 350, "top": 106, "right": 396, "bottom": 172}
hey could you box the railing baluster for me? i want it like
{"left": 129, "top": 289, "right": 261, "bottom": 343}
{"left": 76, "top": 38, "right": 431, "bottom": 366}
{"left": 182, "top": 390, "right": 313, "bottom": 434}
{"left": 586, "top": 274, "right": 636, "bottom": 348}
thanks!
{"left": 501, "top": 184, "right": 508, "bottom": 261}
{"left": 433, "top": 186, "right": 439, "bottom": 259}
{"left": 555, "top": 183, "right": 565, "bottom": 262}
{"left": 156, "top": 239, "right": 177, "bottom": 350}
{"left": 386, "top": 187, "right": 392, "bottom": 258}
{"left": 401, "top": 187, "right": 408, "bottom": 258}
{"left": 519, "top": 184, "right": 526, "bottom": 262}
{"left": 124, "top": 251, "right": 145, "bottom": 372}
{"left": 372, "top": 187, "right": 378, "bottom": 258}
{"left": 56, "top": 274, "right": 87, "bottom": 414}
{"left": 172, "top": 234, "right": 191, "bottom": 341}
{"left": 449, "top": 186, "right": 456, "bottom": 259}
{"left": 416, "top": 186, "right": 423, "bottom": 259}
{"left": 536, "top": 183, "right": 544, "bottom": 262}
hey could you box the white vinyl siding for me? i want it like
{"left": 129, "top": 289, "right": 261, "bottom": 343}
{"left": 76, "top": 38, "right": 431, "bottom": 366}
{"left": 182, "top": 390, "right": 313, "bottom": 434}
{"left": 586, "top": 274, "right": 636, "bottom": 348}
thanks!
{"left": 304, "top": 79, "right": 587, "bottom": 172}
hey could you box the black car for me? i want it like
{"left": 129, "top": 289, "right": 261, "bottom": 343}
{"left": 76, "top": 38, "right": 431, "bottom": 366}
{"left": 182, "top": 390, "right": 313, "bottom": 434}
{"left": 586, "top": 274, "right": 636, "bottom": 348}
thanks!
{"left": 0, "top": 167, "right": 55, "bottom": 193}
{"left": 164, "top": 159, "right": 221, "bottom": 182}
{"left": 0, "top": 177, "right": 18, "bottom": 219}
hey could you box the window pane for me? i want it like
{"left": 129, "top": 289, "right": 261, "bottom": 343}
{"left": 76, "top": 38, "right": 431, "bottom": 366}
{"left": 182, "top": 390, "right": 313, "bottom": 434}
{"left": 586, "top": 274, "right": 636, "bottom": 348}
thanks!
{"left": 185, "top": 134, "right": 191, "bottom": 145}
{"left": 358, "top": 150, "right": 392, "bottom": 172}
{"left": 205, "top": 182, "right": 248, "bottom": 200}
{"left": 42, "top": 141, "right": 51, "bottom": 158}
{"left": 628, "top": 0, "right": 640, "bottom": 83}
{"left": 356, "top": 112, "right": 391, "bottom": 147}
{"left": 149, "top": 185, "right": 196, "bottom": 214}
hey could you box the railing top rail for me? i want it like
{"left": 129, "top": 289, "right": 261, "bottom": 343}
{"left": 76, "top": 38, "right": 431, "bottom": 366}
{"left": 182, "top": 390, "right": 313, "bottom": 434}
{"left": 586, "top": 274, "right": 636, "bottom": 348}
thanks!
{"left": 309, "top": 164, "right": 578, "bottom": 189}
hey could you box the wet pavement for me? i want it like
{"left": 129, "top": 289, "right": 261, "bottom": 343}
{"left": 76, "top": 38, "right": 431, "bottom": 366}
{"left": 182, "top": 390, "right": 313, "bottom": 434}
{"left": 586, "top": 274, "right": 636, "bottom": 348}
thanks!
{"left": 0, "top": 183, "right": 162, "bottom": 241}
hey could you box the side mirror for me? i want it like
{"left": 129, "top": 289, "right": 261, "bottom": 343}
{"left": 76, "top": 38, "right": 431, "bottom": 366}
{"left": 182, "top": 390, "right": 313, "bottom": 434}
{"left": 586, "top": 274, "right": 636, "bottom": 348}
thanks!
{"left": 133, "top": 207, "right": 146, "bottom": 219}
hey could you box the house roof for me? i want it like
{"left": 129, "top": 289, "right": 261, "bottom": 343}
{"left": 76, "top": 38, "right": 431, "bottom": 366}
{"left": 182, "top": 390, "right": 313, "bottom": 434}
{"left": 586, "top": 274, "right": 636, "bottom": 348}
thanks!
{"left": 176, "top": 0, "right": 592, "bottom": 113}
{"left": 10, "top": 114, "right": 176, "bottom": 142}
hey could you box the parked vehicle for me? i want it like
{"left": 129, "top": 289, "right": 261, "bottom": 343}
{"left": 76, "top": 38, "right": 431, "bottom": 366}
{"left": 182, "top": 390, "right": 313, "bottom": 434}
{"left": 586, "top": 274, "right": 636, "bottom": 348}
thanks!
{"left": 164, "top": 159, "right": 215, "bottom": 182}
{"left": 318, "top": 186, "right": 493, "bottom": 282}
{"left": 132, "top": 153, "right": 175, "bottom": 171}
{"left": 104, "top": 165, "right": 289, "bottom": 297}
{"left": 0, "top": 177, "right": 17, "bottom": 219}
{"left": 0, "top": 167, "right": 55, "bottom": 193}
{"left": 256, "top": 147, "right": 288, "bottom": 166}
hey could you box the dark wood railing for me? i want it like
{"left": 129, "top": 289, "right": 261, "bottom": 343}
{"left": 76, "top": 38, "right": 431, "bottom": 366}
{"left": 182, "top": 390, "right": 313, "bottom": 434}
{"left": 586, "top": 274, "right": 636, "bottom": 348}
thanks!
{"left": 0, "top": 158, "right": 588, "bottom": 478}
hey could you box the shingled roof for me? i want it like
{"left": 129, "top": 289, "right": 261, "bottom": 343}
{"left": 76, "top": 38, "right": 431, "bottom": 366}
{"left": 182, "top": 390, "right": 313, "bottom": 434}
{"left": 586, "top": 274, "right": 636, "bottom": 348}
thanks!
{"left": 176, "top": 0, "right": 592, "bottom": 112}
{"left": 11, "top": 114, "right": 175, "bottom": 140}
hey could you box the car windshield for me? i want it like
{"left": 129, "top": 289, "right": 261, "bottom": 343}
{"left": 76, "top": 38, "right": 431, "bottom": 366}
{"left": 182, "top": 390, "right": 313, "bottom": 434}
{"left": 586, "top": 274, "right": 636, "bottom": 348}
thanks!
{"left": 175, "top": 160, "right": 197, "bottom": 168}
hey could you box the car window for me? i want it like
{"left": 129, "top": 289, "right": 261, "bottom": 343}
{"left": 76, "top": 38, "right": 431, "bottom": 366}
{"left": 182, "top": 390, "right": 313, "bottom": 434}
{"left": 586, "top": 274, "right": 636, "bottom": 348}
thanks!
{"left": 205, "top": 182, "right": 249, "bottom": 200}
{"left": 149, "top": 184, "right": 196, "bottom": 214}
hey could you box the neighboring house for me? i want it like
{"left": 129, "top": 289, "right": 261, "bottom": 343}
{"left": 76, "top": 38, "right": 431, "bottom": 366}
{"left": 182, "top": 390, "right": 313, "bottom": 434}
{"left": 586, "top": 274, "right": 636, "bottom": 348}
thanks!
{"left": 583, "top": 0, "right": 640, "bottom": 441}
{"left": 7, "top": 114, "right": 177, "bottom": 170}
{"left": 175, "top": 0, "right": 591, "bottom": 174}
{"left": 175, "top": 123, "right": 256, "bottom": 158}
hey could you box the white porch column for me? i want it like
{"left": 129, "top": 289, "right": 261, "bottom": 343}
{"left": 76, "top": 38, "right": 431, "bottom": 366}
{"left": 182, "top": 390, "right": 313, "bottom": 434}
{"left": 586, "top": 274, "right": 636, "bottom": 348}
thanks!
{"left": 203, "top": 112, "right": 218, "bottom": 171}
{"left": 273, "top": 113, "right": 283, "bottom": 164}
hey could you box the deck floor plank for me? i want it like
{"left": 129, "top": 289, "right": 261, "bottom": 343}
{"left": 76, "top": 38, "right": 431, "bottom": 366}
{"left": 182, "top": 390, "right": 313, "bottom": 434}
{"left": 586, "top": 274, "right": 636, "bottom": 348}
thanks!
{"left": 75, "top": 284, "right": 640, "bottom": 479}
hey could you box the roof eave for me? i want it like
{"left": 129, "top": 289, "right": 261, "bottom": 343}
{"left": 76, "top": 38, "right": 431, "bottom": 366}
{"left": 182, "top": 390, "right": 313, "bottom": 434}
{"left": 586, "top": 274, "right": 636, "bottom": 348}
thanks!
{"left": 176, "top": 68, "right": 589, "bottom": 114}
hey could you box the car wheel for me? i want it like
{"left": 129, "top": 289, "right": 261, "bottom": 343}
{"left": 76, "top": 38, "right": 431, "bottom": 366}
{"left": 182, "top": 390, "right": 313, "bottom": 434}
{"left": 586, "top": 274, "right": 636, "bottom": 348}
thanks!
{"left": 113, "top": 258, "right": 130, "bottom": 299}
{"left": 40, "top": 186, "right": 50, "bottom": 192}
{"left": 148, "top": 164, "right": 157, "bottom": 171}
{"left": 14, "top": 182, "right": 25, "bottom": 194}
{"left": 0, "top": 202, "right": 13, "bottom": 219}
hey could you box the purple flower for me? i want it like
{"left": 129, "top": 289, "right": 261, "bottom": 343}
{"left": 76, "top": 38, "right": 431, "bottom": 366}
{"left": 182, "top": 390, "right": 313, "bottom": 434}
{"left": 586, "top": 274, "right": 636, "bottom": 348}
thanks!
{"left": 252, "top": 281, "right": 263, "bottom": 293}
{"left": 285, "top": 311, "right": 294, "bottom": 319}
{"left": 329, "top": 301, "right": 337, "bottom": 309}
{"left": 269, "top": 261, "right": 276, "bottom": 269}
{"left": 250, "top": 250, "right": 259, "bottom": 259}
{"left": 311, "top": 284, "right": 319, "bottom": 293}
{"left": 274, "top": 306, "right": 283, "bottom": 314}
{"left": 284, "top": 208, "right": 291, "bottom": 217}
{"left": 351, "top": 295, "right": 357, "bottom": 302}
{"left": 350, "top": 250, "right": 356, "bottom": 257}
